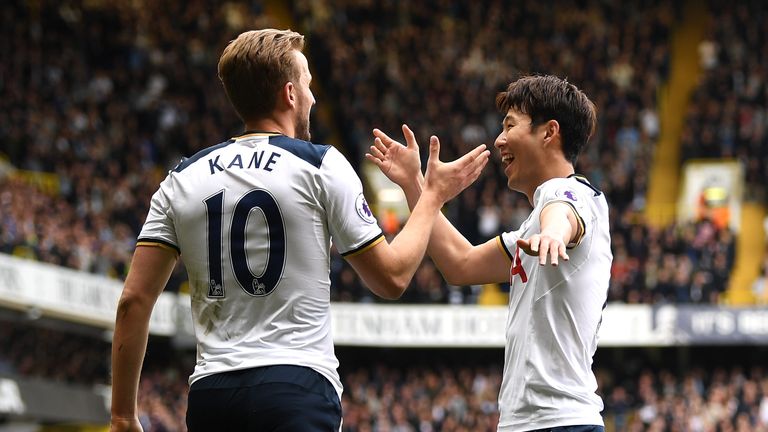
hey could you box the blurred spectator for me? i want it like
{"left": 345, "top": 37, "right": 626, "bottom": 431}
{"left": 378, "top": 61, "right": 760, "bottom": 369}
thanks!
{"left": 753, "top": 247, "right": 768, "bottom": 304}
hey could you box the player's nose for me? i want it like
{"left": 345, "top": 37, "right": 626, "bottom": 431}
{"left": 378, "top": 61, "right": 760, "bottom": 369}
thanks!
{"left": 493, "top": 131, "right": 505, "bottom": 149}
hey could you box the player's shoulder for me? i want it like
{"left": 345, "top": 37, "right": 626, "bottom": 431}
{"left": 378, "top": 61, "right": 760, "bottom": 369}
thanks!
{"left": 172, "top": 138, "right": 236, "bottom": 173}
{"left": 567, "top": 174, "right": 602, "bottom": 196}
{"left": 536, "top": 175, "right": 603, "bottom": 209}
{"left": 170, "top": 134, "right": 336, "bottom": 174}
{"left": 545, "top": 174, "right": 602, "bottom": 198}
{"left": 265, "top": 135, "right": 333, "bottom": 169}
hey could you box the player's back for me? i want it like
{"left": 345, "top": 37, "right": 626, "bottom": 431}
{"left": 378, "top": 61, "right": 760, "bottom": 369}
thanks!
{"left": 143, "top": 132, "right": 360, "bottom": 396}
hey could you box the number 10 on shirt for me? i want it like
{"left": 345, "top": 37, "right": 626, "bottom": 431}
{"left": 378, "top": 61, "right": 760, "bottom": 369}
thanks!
{"left": 203, "top": 189, "right": 287, "bottom": 298}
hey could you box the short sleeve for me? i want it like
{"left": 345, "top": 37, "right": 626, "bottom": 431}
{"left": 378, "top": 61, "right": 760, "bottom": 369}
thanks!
{"left": 137, "top": 177, "right": 180, "bottom": 254}
{"left": 498, "top": 231, "right": 521, "bottom": 263}
{"left": 537, "top": 179, "right": 595, "bottom": 247}
{"left": 319, "top": 148, "right": 383, "bottom": 255}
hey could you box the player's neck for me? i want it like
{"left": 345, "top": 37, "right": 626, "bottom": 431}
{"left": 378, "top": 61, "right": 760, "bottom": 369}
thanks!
{"left": 244, "top": 118, "right": 294, "bottom": 138}
{"left": 524, "top": 161, "right": 575, "bottom": 205}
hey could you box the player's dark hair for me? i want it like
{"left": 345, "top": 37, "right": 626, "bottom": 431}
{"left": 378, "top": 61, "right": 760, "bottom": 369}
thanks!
{"left": 218, "top": 29, "right": 305, "bottom": 123}
{"left": 495, "top": 75, "right": 597, "bottom": 165}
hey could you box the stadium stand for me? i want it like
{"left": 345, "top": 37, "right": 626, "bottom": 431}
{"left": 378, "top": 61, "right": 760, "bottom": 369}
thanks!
{"left": 677, "top": 0, "right": 768, "bottom": 304}
{"left": 3, "top": 319, "right": 768, "bottom": 431}
{"left": 0, "top": 0, "right": 746, "bottom": 305}
{"left": 291, "top": 0, "right": 749, "bottom": 306}
{"left": 680, "top": 1, "right": 768, "bottom": 200}
{"left": 1, "top": 0, "right": 767, "bottom": 431}
{"left": 0, "top": 315, "right": 108, "bottom": 387}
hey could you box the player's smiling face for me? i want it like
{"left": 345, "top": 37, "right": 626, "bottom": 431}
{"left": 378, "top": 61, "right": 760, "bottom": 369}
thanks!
{"left": 291, "top": 50, "right": 315, "bottom": 141}
{"left": 494, "top": 109, "right": 546, "bottom": 196}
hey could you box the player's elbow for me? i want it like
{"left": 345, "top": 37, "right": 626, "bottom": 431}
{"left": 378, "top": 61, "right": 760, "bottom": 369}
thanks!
{"left": 347, "top": 247, "right": 412, "bottom": 300}
{"left": 362, "top": 271, "right": 410, "bottom": 299}
{"left": 115, "top": 289, "right": 154, "bottom": 322}
{"left": 115, "top": 294, "right": 137, "bottom": 325}
{"left": 371, "top": 278, "right": 408, "bottom": 300}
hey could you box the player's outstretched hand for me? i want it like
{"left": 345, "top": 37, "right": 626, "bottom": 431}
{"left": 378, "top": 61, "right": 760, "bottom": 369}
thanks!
{"left": 516, "top": 234, "right": 570, "bottom": 266}
{"left": 367, "top": 124, "right": 423, "bottom": 188}
{"left": 422, "top": 133, "right": 489, "bottom": 204}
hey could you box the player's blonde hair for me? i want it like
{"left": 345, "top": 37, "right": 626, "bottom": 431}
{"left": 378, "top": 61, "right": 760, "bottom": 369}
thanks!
{"left": 218, "top": 29, "right": 305, "bottom": 122}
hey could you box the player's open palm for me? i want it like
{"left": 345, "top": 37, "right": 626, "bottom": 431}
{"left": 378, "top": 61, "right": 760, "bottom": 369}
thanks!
{"left": 367, "top": 124, "right": 423, "bottom": 188}
{"left": 422, "top": 134, "right": 489, "bottom": 204}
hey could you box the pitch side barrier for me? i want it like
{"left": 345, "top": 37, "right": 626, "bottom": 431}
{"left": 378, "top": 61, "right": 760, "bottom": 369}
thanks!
{"left": 2, "top": 253, "right": 767, "bottom": 347}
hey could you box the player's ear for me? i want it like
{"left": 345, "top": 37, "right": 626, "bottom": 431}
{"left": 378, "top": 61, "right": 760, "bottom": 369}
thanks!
{"left": 280, "top": 81, "right": 296, "bottom": 109}
{"left": 542, "top": 119, "right": 560, "bottom": 146}
{"left": 544, "top": 120, "right": 559, "bottom": 140}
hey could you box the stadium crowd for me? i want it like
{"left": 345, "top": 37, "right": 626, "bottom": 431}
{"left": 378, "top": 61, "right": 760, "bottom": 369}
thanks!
{"left": 294, "top": 0, "right": 740, "bottom": 305}
{"left": 0, "top": 0, "right": 746, "bottom": 305}
{"left": 683, "top": 1, "right": 768, "bottom": 202}
{"left": 0, "top": 317, "right": 109, "bottom": 386}
{"left": 339, "top": 355, "right": 768, "bottom": 432}
{"left": 3, "top": 320, "right": 768, "bottom": 432}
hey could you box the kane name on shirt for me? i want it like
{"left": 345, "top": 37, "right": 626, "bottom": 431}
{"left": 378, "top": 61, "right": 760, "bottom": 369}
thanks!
{"left": 208, "top": 150, "right": 282, "bottom": 175}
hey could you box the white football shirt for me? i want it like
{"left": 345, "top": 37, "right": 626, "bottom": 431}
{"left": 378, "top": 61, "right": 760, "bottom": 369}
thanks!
{"left": 496, "top": 175, "right": 612, "bottom": 431}
{"left": 138, "top": 132, "right": 383, "bottom": 398}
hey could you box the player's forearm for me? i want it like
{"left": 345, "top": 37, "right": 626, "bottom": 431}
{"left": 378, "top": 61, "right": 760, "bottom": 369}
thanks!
{"left": 386, "top": 190, "right": 443, "bottom": 286}
{"left": 399, "top": 170, "right": 424, "bottom": 210}
{"left": 540, "top": 203, "right": 576, "bottom": 245}
{"left": 110, "top": 294, "right": 153, "bottom": 418}
{"left": 399, "top": 172, "right": 476, "bottom": 283}
{"left": 423, "top": 214, "right": 476, "bottom": 282}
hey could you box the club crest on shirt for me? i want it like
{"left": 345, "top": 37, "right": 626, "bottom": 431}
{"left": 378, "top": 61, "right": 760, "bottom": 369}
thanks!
{"left": 556, "top": 188, "right": 578, "bottom": 202}
{"left": 355, "top": 193, "right": 376, "bottom": 224}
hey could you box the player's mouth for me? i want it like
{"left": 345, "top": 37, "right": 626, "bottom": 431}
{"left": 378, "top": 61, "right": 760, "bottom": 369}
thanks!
{"left": 501, "top": 154, "right": 515, "bottom": 168}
